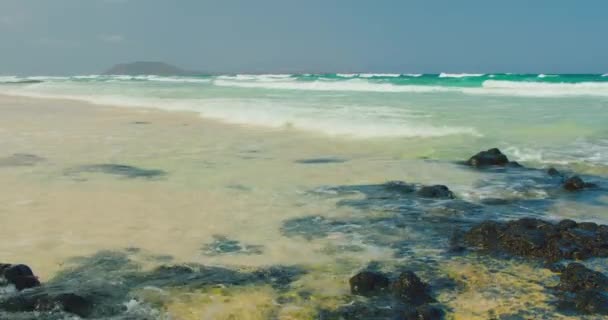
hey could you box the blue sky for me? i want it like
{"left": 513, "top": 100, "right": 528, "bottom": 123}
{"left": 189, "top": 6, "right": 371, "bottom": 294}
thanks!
{"left": 0, "top": 0, "right": 606, "bottom": 74}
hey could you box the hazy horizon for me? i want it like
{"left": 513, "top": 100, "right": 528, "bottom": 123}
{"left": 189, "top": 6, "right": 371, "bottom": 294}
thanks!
{"left": 1, "top": 0, "right": 607, "bottom": 75}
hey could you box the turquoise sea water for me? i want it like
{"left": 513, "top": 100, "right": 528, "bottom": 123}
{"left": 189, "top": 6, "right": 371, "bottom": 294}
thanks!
{"left": 2, "top": 73, "right": 608, "bottom": 170}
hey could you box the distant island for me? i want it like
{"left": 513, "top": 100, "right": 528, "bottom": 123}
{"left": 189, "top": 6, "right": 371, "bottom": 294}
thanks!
{"left": 103, "top": 61, "right": 197, "bottom": 76}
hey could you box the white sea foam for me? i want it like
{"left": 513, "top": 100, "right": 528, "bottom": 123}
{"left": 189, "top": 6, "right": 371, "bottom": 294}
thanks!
{"left": 0, "top": 76, "right": 22, "bottom": 83}
{"left": 471, "top": 80, "right": 608, "bottom": 97}
{"left": 403, "top": 74, "right": 423, "bottom": 77}
{"left": 216, "top": 74, "right": 293, "bottom": 82}
{"left": 602, "top": 73, "right": 608, "bottom": 77}
{"left": 0, "top": 85, "right": 479, "bottom": 138}
{"left": 505, "top": 139, "right": 608, "bottom": 166}
{"left": 336, "top": 73, "right": 358, "bottom": 78}
{"left": 438, "top": 73, "right": 485, "bottom": 78}
{"left": 537, "top": 74, "right": 557, "bottom": 78}
{"left": 358, "top": 73, "right": 401, "bottom": 78}
{"left": 214, "top": 78, "right": 455, "bottom": 93}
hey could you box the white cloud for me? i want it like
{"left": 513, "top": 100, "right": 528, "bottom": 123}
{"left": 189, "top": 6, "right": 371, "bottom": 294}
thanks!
{"left": 99, "top": 34, "right": 125, "bottom": 43}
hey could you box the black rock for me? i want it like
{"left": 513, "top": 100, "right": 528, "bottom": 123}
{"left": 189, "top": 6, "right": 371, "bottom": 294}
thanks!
{"left": 545, "top": 262, "right": 566, "bottom": 273}
{"left": 507, "top": 161, "right": 523, "bottom": 168}
{"left": 55, "top": 293, "right": 94, "bottom": 318}
{"left": 556, "top": 263, "right": 608, "bottom": 315}
{"left": 466, "top": 148, "right": 510, "bottom": 167}
{"left": 2, "top": 264, "right": 40, "bottom": 291}
{"left": 559, "top": 263, "right": 608, "bottom": 293}
{"left": 463, "top": 220, "right": 505, "bottom": 251}
{"left": 416, "top": 185, "right": 455, "bottom": 199}
{"left": 573, "top": 290, "right": 608, "bottom": 315}
{"left": 349, "top": 271, "right": 390, "bottom": 296}
{"left": 0, "top": 264, "right": 10, "bottom": 273}
{"left": 563, "top": 176, "right": 597, "bottom": 191}
{"left": 463, "top": 218, "right": 608, "bottom": 262}
{"left": 392, "top": 271, "right": 434, "bottom": 306}
{"left": 557, "top": 219, "right": 578, "bottom": 230}
{"left": 547, "top": 167, "right": 561, "bottom": 176}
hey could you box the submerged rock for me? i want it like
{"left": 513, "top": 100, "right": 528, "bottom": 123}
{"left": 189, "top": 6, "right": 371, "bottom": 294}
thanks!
{"left": 463, "top": 218, "right": 608, "bottom": 261}
{"left": 55, "top": 293, "right": 94, "bottom": 317}
{"left": 0, "top": 292, "right": 93, "bottom": 318}
{"left": 572, "top": 289, "right": 608, "bottom": 315}
{"left": 563, "top": 176, "right": 597, "bottom": 191}
{"left": 202, "top": 235, "right": 263, "bottom": 256}
{"left": 465, "top": 148, "right": 510, "bottom": 167}
{"left": 349, "top": 271, "right": 390, "bottom": 296}
{"left": 392, "top": 271, "right": 435, "bottom": 306}
{"left": 295, "top": 157, "right": 347, "bottom": 164}
{"left": 1, "top": 251, "right": 306, "bottom": 318}
{"left": 383, "top": 181, "right": 417, "bottom": 194}
{"left": 559, "top": 263, "right": 608, "bottom": 292}
{"left": 0, "top": 154, "right": 45, "bottom": 167}
{"left": 405, "top": 304, "right": 445, "bottom": 320}
{"left": 416, "top": 185, "right": 455, "bottom": 199}
{"left": 547, "top": 167, "right": 561, "bottom": 176}
{"left": 344, "top": 270, "right": 442, "bottom": 319}
{"left": 67, "top": 163, "right": 166, "bottom": 179}
{"left": 1, "top": 264, "right": 40, "bottom": 291}
{"left": 556, "top": 263, "right": 608, "bottom": 315}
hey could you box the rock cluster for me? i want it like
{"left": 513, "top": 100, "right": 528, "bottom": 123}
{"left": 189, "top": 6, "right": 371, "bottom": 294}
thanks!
{"left": 556, "top": 263, "right": 608, "bottom": 315}
{"left": 464, "top": 218, "right": 608, "bottom": 261}
{"left": 1, "top": 263, "right": 92, "bottom": 317}
{"left": 348, "top": 270, "right": 444, "bottom": 320}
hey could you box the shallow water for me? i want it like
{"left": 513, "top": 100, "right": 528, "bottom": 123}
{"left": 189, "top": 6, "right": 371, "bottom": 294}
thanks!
{"left": 0, "top": 79, "right": 607, "bottom": 319}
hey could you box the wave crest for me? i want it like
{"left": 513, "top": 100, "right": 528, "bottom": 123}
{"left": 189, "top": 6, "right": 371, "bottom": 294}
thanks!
{"left": 439, "top": 73, "right": 485, "bottom": 78}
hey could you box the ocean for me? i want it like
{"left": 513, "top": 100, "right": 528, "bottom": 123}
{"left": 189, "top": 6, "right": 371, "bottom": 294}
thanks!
{"left": 2, "top": 73, "right": 608, "bottom": 169}
{"left": 0, "top": 73, "right": 607, "bottom": 319}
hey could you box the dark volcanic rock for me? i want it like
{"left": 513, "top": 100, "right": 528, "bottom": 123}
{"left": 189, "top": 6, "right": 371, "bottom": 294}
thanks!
{"left": 2, "top": 264, "right": 40, "bottom": 291}
{"left": 573, "top": 290, "right": 608, "bottom": 315}
{"left": 392, "top": 271, "right": 435, "bottom": 306}
{"left": 563, "top": 176, "right": 597, "bottom": 191}
{"left": 416, "top": 185, "right": 455, "bottom": 199}
{"left": 559, "top": 263, "right": 608, "bottom": 292}
{"left": 54, "top": 293, "right": 94, "bottom": 317}
{"left": 463, "top": 218, "right": 608, "bottom": 261}
{"left": 349, "top": 271, "right": 390, "bottom": 296}
{"left": 338, "top": 270, "right": 443, "bottom": 320}
{"left": 547, "top": 167, "right": 561, "bottom": 176}
{"left": 556, "top": 263, "right": 608, "bottom": 315}
{"left": 466, "top": 148, "right": 510, "bottom": 167}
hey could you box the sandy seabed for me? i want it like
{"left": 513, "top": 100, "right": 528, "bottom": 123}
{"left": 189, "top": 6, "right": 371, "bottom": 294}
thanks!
{"left": 1, "top": 94, "right": 605, "bottom": 319}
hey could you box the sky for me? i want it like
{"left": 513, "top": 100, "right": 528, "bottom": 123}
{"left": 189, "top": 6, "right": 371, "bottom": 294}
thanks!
{"left": 0, "top": 0, "right": 606, "bottom": 75}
